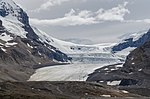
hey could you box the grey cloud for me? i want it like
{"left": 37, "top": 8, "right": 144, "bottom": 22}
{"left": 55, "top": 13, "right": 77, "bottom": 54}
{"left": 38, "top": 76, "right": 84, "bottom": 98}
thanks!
{"left": 30, "top": 2, "right": 129, "bottom": 26}
{"left": 13, "top": 0, "right": 150, "bottom": 43}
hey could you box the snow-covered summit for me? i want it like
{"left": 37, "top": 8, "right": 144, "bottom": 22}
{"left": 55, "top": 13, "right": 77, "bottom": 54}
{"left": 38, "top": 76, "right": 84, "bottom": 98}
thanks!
{"left": 0, "top": 0, "right": 69, "bottom": 64}
{"left": 119, "top": 29, "right": 148, "bottom": 42}
{"left": 112, "top": 29, "right": 150, "bottom": 52}
{"left": 0, "top": 0, "right": 19, "bottom": 9}
{"left": 0, "top": 0, "right": 29, "bottom": 25}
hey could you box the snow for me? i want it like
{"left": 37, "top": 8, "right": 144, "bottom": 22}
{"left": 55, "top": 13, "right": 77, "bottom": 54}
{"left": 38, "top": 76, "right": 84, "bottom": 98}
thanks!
{"left": 131, "top": 57, "right": 134, "bottom": 60}
{"left": 0, "top": 0, "right": 19, "bottom": 9}
{"left": 138, "top": 69, "right": 142, "bottom": 71}
{"left": 129, "top": 72, "right": 133, "bottom": 75}
{"left": 29, "top": 63, "right": 109, "bottom": 81}
{"left": 121, "top": 90, "right": 129, "bottom": 93}
{"left": 1, "top": 47, "right": 6, "bottom": 52}
{"left": 110, "top": 68, "right": 116, "bottom": 71}
{"left": 115, "top": 47, "right": 136, "bottom": 57}
{"left": 0, "top": 0, "right": 23, "bottom": 21}
{"left": 32, "top": 26, "right": 123, "bottom": 64}
{"left": 5, "top": 42, "right": 17, "bottom": 46}
{"left": 99, "top": 81, "right": 104, "bottom": 83}
{"left": 114, "top": 30, "right": 149, "bottom": 59}
{"left": 27, "top": 43, "right": 33, "bottom": 48}
{"left": 27, "top": 50, "right": 31, "bottom": 53}
{"left": 115, "top": 64, "right": 123, "bottom": 68}
{"left": 101, "top": 95, "right": 111, "bottom": 97}
{"left": 104, "top": 68, "right": 109, "bottom": 70}
{"left": 0, "top": 33, "right": 13, "bottom": 42}
{"left": 68, "top": 53, "right": 121, "bottom": 64}
{"left": 107, "top": 80, "right": 121, "bottom": 86}
{"left": 32, "top": 26, "right": 116, "bottom": 54}
{"left": 119, "top": 30, "right": 148, "bottom": 42}
{"left": 0, "top": 16, "right": 27, "bottom": 38}
{"left": 0, "top": 32, "right": 18, "bottom": 47}
{"left": 38, "top": 51, "right": 42, "bottom": 56}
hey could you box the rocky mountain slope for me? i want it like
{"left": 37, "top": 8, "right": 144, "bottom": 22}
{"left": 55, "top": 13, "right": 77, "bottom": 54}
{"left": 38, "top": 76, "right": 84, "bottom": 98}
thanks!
{"left": 0, "top": 0, "right": 69, "bottom": 81}
{"left": 87, "top": 34, "right": 150, "bottom": 97}
{"left": 112, "top": 29, "right": 150, "bottom": 52}
{"left": 88, "top": 35, "right": 150, "bottom": 87}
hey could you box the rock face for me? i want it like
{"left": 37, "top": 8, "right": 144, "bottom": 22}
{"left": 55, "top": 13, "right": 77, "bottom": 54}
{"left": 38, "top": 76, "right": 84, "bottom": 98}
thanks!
{"left": 0, "top": 20, "right": 4, "bottom": 32}
{"left": 119, "top": 40, "right": 150, "bottom": 87}
{"left": 0, "top": 20, "right": 2, "bottom": 26}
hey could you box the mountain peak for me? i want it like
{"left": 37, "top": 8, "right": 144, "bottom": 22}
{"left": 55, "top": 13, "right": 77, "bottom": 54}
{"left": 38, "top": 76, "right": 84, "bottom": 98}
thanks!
{"left": 0, "top": 0, "right": 17, "bottom": 6}
{"left": 0, "top": 0, "right": 29, "bottom": 25}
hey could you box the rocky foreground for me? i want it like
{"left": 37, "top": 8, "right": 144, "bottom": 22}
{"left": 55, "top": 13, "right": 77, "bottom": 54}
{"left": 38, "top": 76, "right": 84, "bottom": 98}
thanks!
{"left": 0, "top": 81, "right": 145, "bottom": 99}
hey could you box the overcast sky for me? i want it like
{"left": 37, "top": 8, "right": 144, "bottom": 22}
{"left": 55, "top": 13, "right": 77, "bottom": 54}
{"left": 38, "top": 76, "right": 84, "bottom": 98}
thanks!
{"left": 13, "top": 0, "right": 150, "bottom": 43}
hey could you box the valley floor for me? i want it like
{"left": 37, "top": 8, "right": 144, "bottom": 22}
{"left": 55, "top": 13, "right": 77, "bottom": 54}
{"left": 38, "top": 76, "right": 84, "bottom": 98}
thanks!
{"left": 29, "top": 63, "right": 109, "bottom": 81}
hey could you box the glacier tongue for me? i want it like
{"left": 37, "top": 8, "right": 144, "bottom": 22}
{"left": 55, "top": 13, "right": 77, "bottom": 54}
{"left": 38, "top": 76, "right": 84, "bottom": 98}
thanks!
{"left": 29, "top": 63, "right": 110, "bottom": 81}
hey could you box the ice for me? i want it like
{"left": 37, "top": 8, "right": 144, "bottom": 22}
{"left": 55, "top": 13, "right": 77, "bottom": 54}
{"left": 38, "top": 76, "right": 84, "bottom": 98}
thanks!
{"left": 104, "top": 68, "right": 109, "bottom": 70}
{"left": 0, "top": 16, "right": 27, "bottom": 38}
{"left": 1, "top": 47, "right": 6, "bottom": 52}
{"left": 32, "top": 26, "right": 123, "bottom": 64}
{"left": 101, "top": 95, "right": 111, "bottom": 97}
{"left": 138, "top": 69, "right": 142, "bottom": 71}
{"left": 27, "top": 43, "right": 33, "bottom": 48}
{"left": 107, "top": 80, "right": 121, "bottom": 86}
{"left": 0, "top": 33, "right": 13, "bottom": 42}
{"left": 119, "top": 30, "right": 148, "bottom": 42}
{"left": 5, "top": 42, "right": 17, "bottom": 46}
{"left": 121, "top": 90, "right": 129, "bottom": 93}
{"left": 115, "top": 64, "right": 123, "bottom": 68}
{"left": 29, "top": 63, "right": 109, "bottom": 81}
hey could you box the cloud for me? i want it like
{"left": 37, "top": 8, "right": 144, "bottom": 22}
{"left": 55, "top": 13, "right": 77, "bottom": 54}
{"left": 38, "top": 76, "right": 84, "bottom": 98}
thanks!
{"left": 30, "top": 2, "right": 130, "bottom": 26}
{"left": 124, "top": 19, "right": 150, "bottom": 24}
{"left": 134, "top": 19, "right": 150, "bottom": 23}
{"left": 32, "top": 0, "right": 71, "bottom": 12}
{"left": 96, "top": 2, "right": 129, "bottom": 21}
{"left": 30, "top": 9, "right": 97, "bottom": 26}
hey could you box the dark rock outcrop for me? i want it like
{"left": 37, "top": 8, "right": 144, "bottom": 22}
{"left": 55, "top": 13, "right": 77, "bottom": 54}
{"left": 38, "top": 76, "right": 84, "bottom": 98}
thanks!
{"left": 0, "top": 81, "right": 140, "bottom": 99}
{"left": 0, "top": 20, "right": 2, "bottom": 26}
{"left": 119, "top": 40, "right": 150, "bottom": 87}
